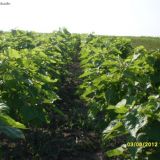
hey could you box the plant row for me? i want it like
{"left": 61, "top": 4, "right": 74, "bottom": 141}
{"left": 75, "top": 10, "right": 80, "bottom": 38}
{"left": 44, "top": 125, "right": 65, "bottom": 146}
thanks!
{"left": 79, "top": 35, "right": 160, "bottom": 159}
{"left": 0, "top": 29, "right": 80, "bottom": 139}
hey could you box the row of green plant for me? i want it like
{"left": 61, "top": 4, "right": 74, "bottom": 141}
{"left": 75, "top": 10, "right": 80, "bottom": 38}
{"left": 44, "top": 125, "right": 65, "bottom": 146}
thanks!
{"left": 0, "top": 29, "right": 80, "bottom": 139}
{"left": 79, "top": 35, "right": 160, "bottom": 159}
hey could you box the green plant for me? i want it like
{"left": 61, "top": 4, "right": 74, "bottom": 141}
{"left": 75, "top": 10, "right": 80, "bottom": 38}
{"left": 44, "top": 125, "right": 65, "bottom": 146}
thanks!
{"left": 79, "top": 35, "right": 160, "bottom": 159}
{"left": 0, "top": 103, "right": 25, "bottom": 139}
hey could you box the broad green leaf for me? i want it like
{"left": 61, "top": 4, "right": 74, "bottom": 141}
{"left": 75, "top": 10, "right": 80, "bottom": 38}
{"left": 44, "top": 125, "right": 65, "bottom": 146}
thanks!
{"left": 79, "top": 70, "right": 93, "bottom": 78}
{"left": 103, "top": 120, "right": 125, "bottom": 140}
{"left": 106, "top": 144, "right": 126, "bottom": 157}
{"left": 125, "top": 108, "right": 148, "bottom": 137}
{"left": 0, "top": 126, "right": 25, "bottom": 139}
{"left": 0, "top": 114, "right": 26, "bottom": 129}
{"left": 132, "top": 53, "right": 140, "bottom": 62}
{"left": 115, "top": 99, "right": 128, "bottom": 113}
{"left": 116, "top": 99, "right": 127, "bottom": 107}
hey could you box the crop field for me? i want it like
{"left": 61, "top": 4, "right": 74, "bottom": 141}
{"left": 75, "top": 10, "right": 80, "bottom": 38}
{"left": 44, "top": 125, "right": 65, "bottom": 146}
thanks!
{"left": 130, "top": 36, "right": 160, "bottom": 50}
{"left": 0, "top": 29, "right": 160, "bottom": 160}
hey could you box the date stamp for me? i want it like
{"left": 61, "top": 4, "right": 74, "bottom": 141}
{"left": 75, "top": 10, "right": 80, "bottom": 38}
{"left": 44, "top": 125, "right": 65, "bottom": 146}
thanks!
{"left": 127, "top": 142, "right": 159, "bottom": 147}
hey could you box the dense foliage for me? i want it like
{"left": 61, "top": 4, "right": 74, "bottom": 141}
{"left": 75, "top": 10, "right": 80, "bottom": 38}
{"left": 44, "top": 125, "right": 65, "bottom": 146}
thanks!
{"left": 79, "top": 35, "right": 160, "bottom": 159}
{"left": 0, "top": 29, "right": 80, "bottom": 134}
{"left": 0, "top": 29, "right": 160, "bottom": 159}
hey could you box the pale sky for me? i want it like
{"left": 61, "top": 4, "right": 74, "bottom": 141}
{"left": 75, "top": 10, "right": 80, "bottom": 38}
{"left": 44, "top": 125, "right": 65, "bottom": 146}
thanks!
{"left": 0, "top": 0, "right": 159, "bottom": 36}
